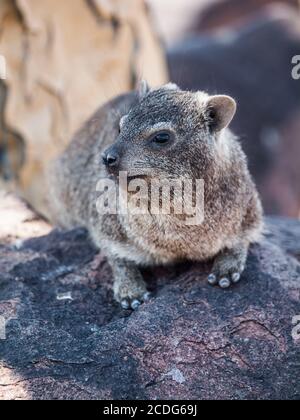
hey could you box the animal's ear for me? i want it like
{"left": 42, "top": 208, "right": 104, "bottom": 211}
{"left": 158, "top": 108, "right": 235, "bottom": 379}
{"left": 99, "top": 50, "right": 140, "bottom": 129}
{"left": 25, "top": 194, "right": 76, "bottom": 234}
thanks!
{"left": 137, "top": 80, "right": 151, "bottom": 100}
{"left": 205, "top": 95, "right": 237, "bottom": 132}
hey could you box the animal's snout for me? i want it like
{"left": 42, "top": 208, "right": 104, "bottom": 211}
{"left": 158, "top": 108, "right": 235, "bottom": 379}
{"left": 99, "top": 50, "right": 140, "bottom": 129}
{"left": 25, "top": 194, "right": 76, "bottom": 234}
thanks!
{"left": 102, "top": 149, "right": 120, "bottom": 168}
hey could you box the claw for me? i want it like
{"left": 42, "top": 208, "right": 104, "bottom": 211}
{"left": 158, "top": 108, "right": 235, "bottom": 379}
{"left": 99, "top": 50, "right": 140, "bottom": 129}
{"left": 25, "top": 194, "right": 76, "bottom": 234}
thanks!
{"left": 219, "top": 278, "right": 231, "bottom": 289}
{"left": 232, "top": 273, "right": 241, "bottom": 283}
{"left": 143, "top": 292, "right": 152, "bottom": 302}
{"left": 131, "top": 299, "right": 141, "bottom": 310}
{"left": 121, "top": 299, "right": 130, "bottom": 310}
{"left": 208, "top": 274, "right": 217, "bottom": 285}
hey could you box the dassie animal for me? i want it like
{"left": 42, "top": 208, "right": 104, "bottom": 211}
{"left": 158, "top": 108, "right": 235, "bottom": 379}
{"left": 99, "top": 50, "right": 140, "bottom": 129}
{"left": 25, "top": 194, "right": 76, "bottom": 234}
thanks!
{"left": 46, "top": 82, "right": 263, "bottom": 310}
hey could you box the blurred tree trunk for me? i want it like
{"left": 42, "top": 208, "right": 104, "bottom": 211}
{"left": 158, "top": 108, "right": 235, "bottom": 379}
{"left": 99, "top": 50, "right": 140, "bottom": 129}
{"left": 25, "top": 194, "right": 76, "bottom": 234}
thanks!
{"left": 0, "top": 0, "right": 167, "bottom": 213}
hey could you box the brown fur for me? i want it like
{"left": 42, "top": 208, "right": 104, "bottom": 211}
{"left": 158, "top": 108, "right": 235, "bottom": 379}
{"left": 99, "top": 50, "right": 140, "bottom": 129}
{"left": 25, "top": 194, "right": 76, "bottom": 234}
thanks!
{"left": 46, "top": 83, "right": 263, "bottom": 309}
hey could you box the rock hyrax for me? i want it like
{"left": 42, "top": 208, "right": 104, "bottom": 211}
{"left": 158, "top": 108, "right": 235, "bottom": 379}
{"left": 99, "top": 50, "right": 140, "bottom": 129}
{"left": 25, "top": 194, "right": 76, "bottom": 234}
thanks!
{"left": 47, "top": 82, "right": 263, "bottom": 310}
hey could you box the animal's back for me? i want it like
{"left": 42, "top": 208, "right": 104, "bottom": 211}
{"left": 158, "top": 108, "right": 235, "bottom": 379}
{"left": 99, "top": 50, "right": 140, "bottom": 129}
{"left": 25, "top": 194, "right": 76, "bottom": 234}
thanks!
{"left": 46, "top": 92, "right": 138, "bottom": 228}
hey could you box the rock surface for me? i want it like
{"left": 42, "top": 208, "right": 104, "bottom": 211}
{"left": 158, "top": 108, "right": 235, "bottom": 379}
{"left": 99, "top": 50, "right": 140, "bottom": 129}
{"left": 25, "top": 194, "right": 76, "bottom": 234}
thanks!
{"left": 0, "top": 0, "right": 167, "bottom": 210}
{"left": 0, "top": 192, "right": 300, "bottom": 400}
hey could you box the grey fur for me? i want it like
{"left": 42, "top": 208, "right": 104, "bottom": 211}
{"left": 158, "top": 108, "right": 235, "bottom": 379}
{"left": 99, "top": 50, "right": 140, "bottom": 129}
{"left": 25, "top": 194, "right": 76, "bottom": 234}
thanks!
{"left": 46, "top": 84, "right": 263, "bottom": 309}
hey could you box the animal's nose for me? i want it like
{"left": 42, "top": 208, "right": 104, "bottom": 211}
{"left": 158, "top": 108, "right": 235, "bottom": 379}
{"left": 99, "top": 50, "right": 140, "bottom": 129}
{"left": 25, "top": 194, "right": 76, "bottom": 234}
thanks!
{"left": 102, "top": 151, "right": 119, "bottom": 167}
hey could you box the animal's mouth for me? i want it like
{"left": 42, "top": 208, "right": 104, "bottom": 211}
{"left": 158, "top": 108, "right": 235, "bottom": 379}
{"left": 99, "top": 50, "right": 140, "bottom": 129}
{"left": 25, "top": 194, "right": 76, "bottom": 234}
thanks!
{"left": 118, "top": 168, "right": 153, "bottom": 182}
{"left": 127, "top": 174, "right": 149, "bottom": 182}
{"left": 104, "top": 166, "right": 170, "bottom": 185}
{"left": 104, "top": 170, "right": 149, "bottom": 185}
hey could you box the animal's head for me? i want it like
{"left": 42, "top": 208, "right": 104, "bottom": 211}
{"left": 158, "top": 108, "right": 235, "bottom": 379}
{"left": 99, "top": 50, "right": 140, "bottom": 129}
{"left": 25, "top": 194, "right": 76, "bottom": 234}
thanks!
{"left": 102, "top": 82, "right": 237, "bottom": 180}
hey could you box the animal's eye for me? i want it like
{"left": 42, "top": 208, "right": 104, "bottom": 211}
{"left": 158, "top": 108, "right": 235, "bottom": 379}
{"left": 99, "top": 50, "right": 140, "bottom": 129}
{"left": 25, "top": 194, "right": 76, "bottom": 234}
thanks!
{"left": 151, "top": 131, "right": 171, "bottom": 145}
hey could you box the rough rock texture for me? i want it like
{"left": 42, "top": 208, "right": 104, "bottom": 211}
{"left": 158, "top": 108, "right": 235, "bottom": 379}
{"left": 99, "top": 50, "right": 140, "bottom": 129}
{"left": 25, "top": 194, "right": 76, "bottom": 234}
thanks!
{"left": 0, "top": 0, "right": 167, "bottom": 211}
{"left": 168, "top": 9, "right": 300, "bottom": 217}
{"left": 0, "top": 190, "right": 51, "bottom": 245}
{"left": 0, "top": 191, "right": 300, "bottom": 400}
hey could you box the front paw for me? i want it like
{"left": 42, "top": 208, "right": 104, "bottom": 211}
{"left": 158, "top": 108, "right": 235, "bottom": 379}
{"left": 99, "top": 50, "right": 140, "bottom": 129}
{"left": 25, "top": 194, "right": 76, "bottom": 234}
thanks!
{"left": 208, "top": 261, "right": 245, "bottom": 289}
{"left": 114, "top": 281, "right": 152, "bottom": 310}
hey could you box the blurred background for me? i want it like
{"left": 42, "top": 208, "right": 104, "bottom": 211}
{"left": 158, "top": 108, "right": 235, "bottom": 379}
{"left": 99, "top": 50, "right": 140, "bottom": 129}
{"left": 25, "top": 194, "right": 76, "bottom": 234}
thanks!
{"left": 0, "top": 0, "right": 300, "bottom": 219}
